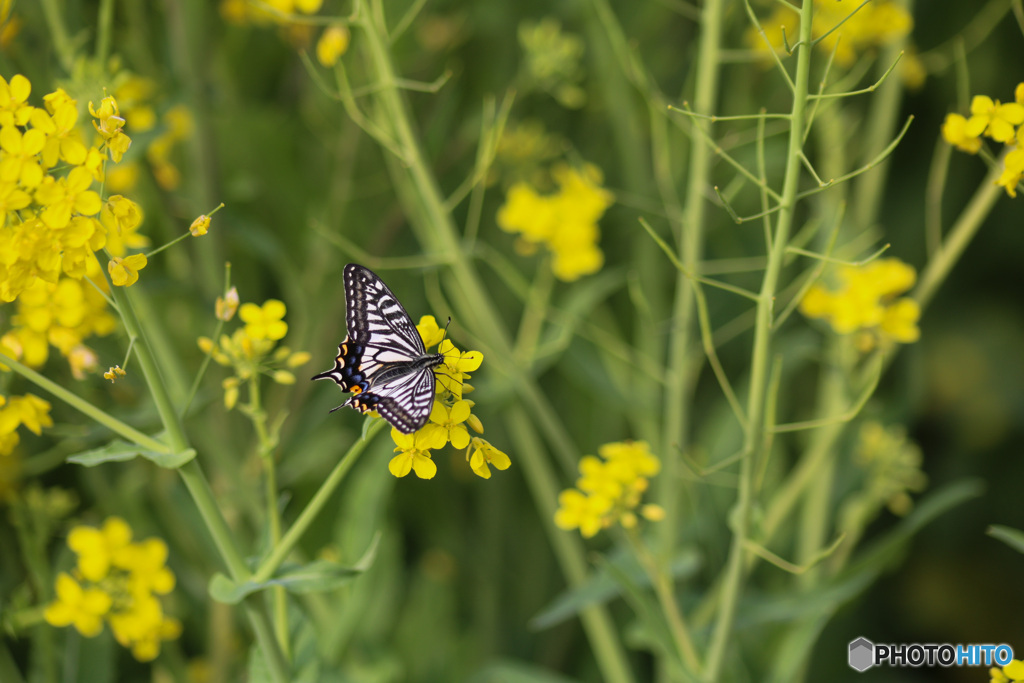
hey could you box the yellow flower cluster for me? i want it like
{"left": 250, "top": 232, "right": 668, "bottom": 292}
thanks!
{"left": 497, "top": 162, "right": 613, "bottom": 281}
{"left": 2, "top": 259, "right": 116, "bottom": 374}
{"left": 387, "top": 316, "right": 510, "bottom": 480}
{"left": 799, "top": 258, "right": 920, "bottom": 352}
{"left": 748, "top": 0, "right": 913, "bottom": 69}
{"left": 554, "top": 440, "right": 665, "bottom": 538}
{"left": 942, "top": 83, "right": 1024, "bottom": 198}
{"left": 992, "top": 659, "right": 1024, "bottom": 682}
{"left": 199, "top": 298, "right": 310, "bottom": 409}
{"left": 851, "top": 421, "right": 927, "bottom": 516}
{"left": 43, "top": 517, "right": 181, "bottom": 662}
{"left": 0, "top": 74, "right": 149, "bottom": 374}
{"left": 0, "top": 392, "right": 52, "bottom": 456}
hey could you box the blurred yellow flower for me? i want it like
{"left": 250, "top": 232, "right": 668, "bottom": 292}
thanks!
{"left": 239, "top": 299, "right": 288, "bottom": 341}
{"left": 316, "top": 25, "right": 350, "bottom": 67}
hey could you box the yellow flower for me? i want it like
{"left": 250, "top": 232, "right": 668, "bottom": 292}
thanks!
{"left": 104, "top": 365, "right": 127, "bottom": 382}
{"left": 965, "top": 95, "right": 1024, "bottom": 143}
{"left": 189, "top": 214, "right": 211, "bottom": 236}
{"left": 89, "top": 95, "right": 132, "bottom": 162}
{"left": 554, "top": 489, "right": 612, "bottom": 538}
{"left": 44, "top": 573, "right": 112, "bottom": 637}
{"left": 0, "top": 124, "right": 46, "bottom": 186}
{"left": 1001, "top": 660, "right": 1024, "bottom": 681}
{"left": 941, "top": 113, "right": 983, "bottom": 154}
{"left": 0, "top": 74, "right": 33, "bottom": 127}
{"left": 239, "top": 299, "right": 288, "bottom": 341}
{"left": 108, "top": 253, "right": 148, "bottom": 287}
{"left": 416, "top": 315, "right": 445, "bottom": 348}
{"left": 34, "top": 167, "right": 103, "bottom": 229}
{"left": 100, "top": 195, "right": 144, "bottom": 237}
{"left": 316, "top": 25, "right": 350, "bottom": 67}
{"left": 216, "top": 286, "right": 240, "bottom": 321}
{"left": 29, "top": 100, "right": 87, "bottom": 167}
{"left": 389, "top": 427, "right": 443, "bottom": 479}
{"left": 425, "top": 400, "right": 472, "bottom": 449}
{"left": 68, "top": 516, "right": 134, "bottom": 582}
{"left": 0, "top": 393, "right": 53, "bottom": 436}
{"left": 436, "top": 340, "right": 483, "bottom": 398}
{"left": 468, "top": 437, "right": 511, "bottom": 479}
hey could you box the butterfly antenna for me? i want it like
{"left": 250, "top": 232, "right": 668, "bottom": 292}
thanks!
{"left": 438, "top": 316, "right": 452, "bottom": 348}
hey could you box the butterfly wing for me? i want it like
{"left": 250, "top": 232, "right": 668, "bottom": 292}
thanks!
{"left": 314, "top": 264, "right": 438, "bottom": 433}
{"left": 349, "top": 366, "right": 437, "bottom": 433}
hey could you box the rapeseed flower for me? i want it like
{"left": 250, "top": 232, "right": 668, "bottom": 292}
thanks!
{"left": 747, "top": 0, "right": 913, "bottom": 70}
{"left": 944, "top": 82, "right": 1024, "bottom": 197}
{"left": 44, "top": 517, "right": 181, "bottom": 661}
{"left": 200, "top": 297, "right": 309, "bottom": 408}
{"left": 108, "top": 254, "right": 148, "bottom": 287}
{"left": 497, "top": 162, "right": 612, "bottom": 281}
{"left": 239, "top": 299, "right": 288, "bottom": 341}
{"left": 316, "top": 25, "right": 350, "bottom": 67}
{"left": 0, "top": 393, "right": 53, "bottom": 456}
{"left": 800, "top": 258, "right": 920, "bottom": 351}
{"left": 555, "top": 440, "right": 664, "bottom": 538}
{"left": 377, "top": 316, "right": 506, "bottom": 480}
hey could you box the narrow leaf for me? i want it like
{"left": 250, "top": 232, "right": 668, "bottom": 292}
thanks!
{"left": 988, "top": 525, "right": 1024, "bottom": 554}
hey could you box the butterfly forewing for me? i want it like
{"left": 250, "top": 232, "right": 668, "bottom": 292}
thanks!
{"left": 314, "top": 264, "right": 443, "bottom": 433}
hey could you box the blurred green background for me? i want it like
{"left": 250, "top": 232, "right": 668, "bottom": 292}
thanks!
{"left": 2, "top": 0, "right": 1024, "bottom": 681}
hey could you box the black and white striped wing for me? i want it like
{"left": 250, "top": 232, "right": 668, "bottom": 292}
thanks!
{"left": 343, "top": 263, "right": 426, "bottom": 378}
{"left": 351, "top": 367, "right": 437, "bottom": 433}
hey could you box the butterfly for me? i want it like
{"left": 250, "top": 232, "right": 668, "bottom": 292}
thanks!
{"left": 313, "top": 263, "right": 445, "bottom": 433}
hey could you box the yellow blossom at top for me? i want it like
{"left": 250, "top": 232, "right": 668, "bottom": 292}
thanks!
{"left": 497, "top": 162, "right": 612, "bottom": 281}
{"left": 0, "top": 74, "right": 32, "bottom": 127}
{"left": 965, "top": 95, "right": 1024, "bottom": 143}
{"left": 189, "top": 214, "right": 211, "bottom": 236}
{"left": 108, "top": 253, "right": 148, "bottom": 287}
{"left": 800, "top": 258, "right": 920, "bottom": 350}
{"left": 239, "top": 299, "right": 288, "bottom": 341}
{"left": 89, "top": 95, "right": 132, "bottom": 162}
{"left": 746, "top": 0, "right": 912, "bottom": 69}
{"left": 316, "top": 25, "right": 350, "bottom": 67}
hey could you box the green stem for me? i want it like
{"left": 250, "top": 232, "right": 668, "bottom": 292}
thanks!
{"left": 914, "top": 159, "right": 1003, "bottom": 308}
{"left": 252, "top": 418, "right": 385, "bottom": 583}
{"left": 705, "top": 2, "right": 815, "bottom": 680}
{"left": 0, "top": 351, "right": 170, "bottom": 455}
{"left": 356, "top": 4, "right": 633, "bottom": 676}
{"left": 110, "top": 285, "right": 289, "bottom": 683}
{"left": 661, "top": 0, "right": 724, "bottom": 565}
{"left": 247, "top": 376, "right": 290, "bottom": 660}
{"left": 95, "top": 0, "right": 115, "bottom": 65}
{"left": 0, "top": 639, "right": 25, "bottom": 683}
{"left": 507, "top": 407, "right": 636, "bottom": 683}
{"left": 39, "top": 0, "right": 75, "bottom": 71}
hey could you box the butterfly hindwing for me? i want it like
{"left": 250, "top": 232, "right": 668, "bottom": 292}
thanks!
{"left": 315, "top": 264, "right": 444, "bottom": 433}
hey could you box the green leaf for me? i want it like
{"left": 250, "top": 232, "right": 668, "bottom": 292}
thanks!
{"left": 988, "top": 525, "right": 1024, "bottom": 554}
{"left": 210, "top": 534, "right": 381, "bottom": 604}
{"left": 67, "top": 439, "right": 196, "bottom": 469}
{"left": 531, "top": 547, "right": 700, "bottom": 630}
{"left": 66, "top": 438, "right": 193, "bottom": 471}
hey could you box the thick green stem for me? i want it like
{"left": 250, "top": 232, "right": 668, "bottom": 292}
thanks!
{"left": 704, "top": 3, "right": 815, "bottom": 679}
{"left": 660, "top": 0, "right": 725, "bottom": 564}
{"left": 355, "top": 2, "right": 634, "bottom": 678}
{"left": 110, "top": 285, "right": 289, "bottom": 682}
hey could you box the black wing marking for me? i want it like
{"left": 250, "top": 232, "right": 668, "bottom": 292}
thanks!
{"left": 344, "top": 264, "right": 425, "bottom": 359}
{"left": 316, "top": 264, "right": 440, "bottom": 433}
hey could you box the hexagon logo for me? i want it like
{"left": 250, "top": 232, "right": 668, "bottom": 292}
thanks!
{"left": 849, "top": 637, "right": 875, "bottom": 672}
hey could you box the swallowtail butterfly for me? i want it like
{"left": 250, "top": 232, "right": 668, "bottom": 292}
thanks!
{"left": 313, "top": 264, "right": 444, "bottom": 433}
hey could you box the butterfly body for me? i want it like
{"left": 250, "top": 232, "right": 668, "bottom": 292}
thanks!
{"left": 314, "top": 264, "right": 443, "bottom": 433}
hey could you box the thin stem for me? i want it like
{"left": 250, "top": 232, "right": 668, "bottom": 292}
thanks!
{"left": 0, "top": 351, "right": 171, "bottom": 455}
{"left": 39, "top": 0, "right": 75, "bottom": 71}
{"left": 95, "top": 0, "right": 115, "bottom": 64}
{"left": 110, "top": 285, "right": 289, "bottom": 682}
{"left": 705, "top": 1, "right": 815, "bottom": 679}
{"left": 252, "top": 418, "right": 385, "bottom": 583}
{"left": 914, "top": 158, "right": 1004, "bottom": 308}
